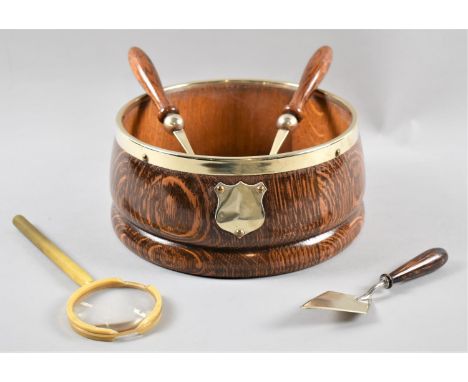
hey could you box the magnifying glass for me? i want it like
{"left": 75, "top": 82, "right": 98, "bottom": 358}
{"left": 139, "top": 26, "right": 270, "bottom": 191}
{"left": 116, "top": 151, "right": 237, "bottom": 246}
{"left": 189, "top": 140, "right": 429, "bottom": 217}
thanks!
{"left": 13, "top": 215, "right": 163, "bottom": 341}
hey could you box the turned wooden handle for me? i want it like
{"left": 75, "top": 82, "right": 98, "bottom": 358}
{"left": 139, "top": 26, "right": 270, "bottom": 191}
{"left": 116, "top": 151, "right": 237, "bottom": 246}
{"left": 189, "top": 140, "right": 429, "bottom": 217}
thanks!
{"left": 128, "top": 47, "right": 178, "bottom": 122}
{"left": 383, "top": 248, "right": 448, "bottom": 286}
{"left": 284, "top": 46, "right": 333, "bottom": 121}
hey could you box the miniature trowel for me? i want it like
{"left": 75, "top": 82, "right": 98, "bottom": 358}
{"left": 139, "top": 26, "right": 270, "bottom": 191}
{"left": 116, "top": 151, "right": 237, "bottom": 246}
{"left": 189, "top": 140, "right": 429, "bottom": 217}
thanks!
{"left": 302, "top": 248, "right": 448, "bottom": 314}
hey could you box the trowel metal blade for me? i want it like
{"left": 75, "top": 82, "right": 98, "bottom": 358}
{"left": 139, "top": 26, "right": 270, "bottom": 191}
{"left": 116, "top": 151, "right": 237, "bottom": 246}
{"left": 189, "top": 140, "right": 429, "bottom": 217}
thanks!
{"left": 302, "top": 291, "right": 369, "bottom": 314}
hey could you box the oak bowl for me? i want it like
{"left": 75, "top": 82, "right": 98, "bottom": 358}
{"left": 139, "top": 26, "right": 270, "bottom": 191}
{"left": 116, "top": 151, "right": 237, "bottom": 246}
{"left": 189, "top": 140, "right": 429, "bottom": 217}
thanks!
{"left": 111, "top": 80, "right": 365, "bottom": 278}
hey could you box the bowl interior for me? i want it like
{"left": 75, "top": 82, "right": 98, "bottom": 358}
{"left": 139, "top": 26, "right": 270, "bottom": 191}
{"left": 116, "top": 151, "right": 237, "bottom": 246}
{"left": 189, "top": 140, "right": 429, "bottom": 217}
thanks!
{"left": 121, "top": 81, "right": 353, "bottom": 156}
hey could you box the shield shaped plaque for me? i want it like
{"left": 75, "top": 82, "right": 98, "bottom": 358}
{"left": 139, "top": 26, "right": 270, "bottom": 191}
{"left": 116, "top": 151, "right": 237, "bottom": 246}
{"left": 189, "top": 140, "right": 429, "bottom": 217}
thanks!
{"left": 214, "top": 181, "right": 267, "bottom": 238}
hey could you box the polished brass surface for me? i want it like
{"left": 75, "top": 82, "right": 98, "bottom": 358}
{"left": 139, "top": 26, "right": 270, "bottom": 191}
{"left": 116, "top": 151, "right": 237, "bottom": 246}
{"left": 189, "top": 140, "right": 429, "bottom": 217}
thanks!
{"left": 12, "top": 215, "right": 94, "bottom": 287}
{"left": 214, "top": 181, "right": 267, "bottom": 238}
{"left": 302, "top": 291, "right": 369, "bottom": 314}
{"left": 116, "top": 80, "right": 358, "bottom": 176}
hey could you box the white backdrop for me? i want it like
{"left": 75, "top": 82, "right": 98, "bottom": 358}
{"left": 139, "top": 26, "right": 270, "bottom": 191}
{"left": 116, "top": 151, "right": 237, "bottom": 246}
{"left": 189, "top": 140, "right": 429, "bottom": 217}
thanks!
{"left": 0, "top": 30, "right": 466, "bottom": 351}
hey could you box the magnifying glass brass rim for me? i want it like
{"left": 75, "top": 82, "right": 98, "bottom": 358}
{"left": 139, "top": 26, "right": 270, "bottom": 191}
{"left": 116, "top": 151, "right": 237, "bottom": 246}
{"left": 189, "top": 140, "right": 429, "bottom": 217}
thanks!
{"left": 66, "top": 277, "right": 163, "bottom": 342}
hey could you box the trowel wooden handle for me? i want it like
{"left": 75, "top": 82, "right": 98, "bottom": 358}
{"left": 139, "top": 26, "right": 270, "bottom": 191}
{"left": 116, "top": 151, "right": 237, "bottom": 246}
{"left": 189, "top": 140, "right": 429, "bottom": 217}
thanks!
{"left": 128, "top": 47, "right": 179, "bottom": 123}
{"left": 383, "top": 248, "right": 448, "bottom": 286}
{"left": 283, "top": 46, "right": 333, "bottom": 121}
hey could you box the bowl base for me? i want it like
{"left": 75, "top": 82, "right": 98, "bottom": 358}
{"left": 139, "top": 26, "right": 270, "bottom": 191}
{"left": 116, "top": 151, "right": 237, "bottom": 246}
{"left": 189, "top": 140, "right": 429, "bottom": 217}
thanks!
{"left": 111, "top": 204, "right": 364, "bottom": 278}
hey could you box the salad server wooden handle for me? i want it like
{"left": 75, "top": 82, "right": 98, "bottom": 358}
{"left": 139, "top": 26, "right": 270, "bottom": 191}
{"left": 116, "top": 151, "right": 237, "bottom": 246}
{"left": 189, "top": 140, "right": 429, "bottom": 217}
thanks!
{"left": 269, "top": 46, "right": 333, "bottom": 155}
{"left": 284, "top": 46, "right": 333, "bottom": 120}
{"left": 382, "top": 248, "right": 448, "bottom": 287}
{"left": 128, "top": 47, "right": 194, "bottom": 154}
{"left": 128, "top": 46, "right": 177, "bottom": 122}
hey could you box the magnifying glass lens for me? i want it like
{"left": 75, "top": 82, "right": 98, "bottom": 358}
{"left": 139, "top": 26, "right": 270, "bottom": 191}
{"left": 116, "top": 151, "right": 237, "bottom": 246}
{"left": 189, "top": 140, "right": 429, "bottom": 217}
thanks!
{"left": 73, "top": 287, "right": 157, "bottom": 332}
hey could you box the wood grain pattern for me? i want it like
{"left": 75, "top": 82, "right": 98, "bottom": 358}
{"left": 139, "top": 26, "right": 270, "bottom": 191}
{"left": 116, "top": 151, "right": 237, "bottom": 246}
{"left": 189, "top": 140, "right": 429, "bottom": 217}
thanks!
{"left": 128, "top": 47, "right": 178, "bottom": 123}
{"left": 386, "top": 248, "right": 448, "bottom": 285}
{"left": 284, "top": 46, "right": 333, "bottom": 121}
{"left": 112, "top": 80, "right": 364, "bottom": 277}
{"left": 112, "top": 203, "right": 364, "bottom": 278}
{"left": 111, "top": 140, "right": 364, "bottom": 250}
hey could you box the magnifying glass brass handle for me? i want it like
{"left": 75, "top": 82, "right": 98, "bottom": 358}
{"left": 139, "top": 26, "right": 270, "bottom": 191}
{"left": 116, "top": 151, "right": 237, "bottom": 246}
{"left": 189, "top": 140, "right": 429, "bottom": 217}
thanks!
{"left": 12, "top": 215, "right": 94, "bottom": 286}
{"left": 13, "top": 215, "right": 163, "bottom": 342}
